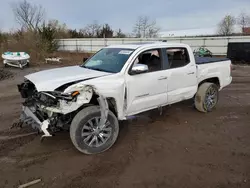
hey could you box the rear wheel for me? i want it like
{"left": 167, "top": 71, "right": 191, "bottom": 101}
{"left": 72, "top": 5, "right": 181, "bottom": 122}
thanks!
{"left": 70, "top": 106, "right": 119, "bottom": 154}
{"left": 195, "top": 82, "right": 219, "bottom": 113}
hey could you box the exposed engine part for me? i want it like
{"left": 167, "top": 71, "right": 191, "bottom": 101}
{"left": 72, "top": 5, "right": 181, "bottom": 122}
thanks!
{"left": 41, "top": 86, "right": 93, "bottom": 114}
{"left": 18, "top": 80, "right": 108, "bottom": 141}
{"left": 21, "top": 106, "right": 43, "bottom": 132}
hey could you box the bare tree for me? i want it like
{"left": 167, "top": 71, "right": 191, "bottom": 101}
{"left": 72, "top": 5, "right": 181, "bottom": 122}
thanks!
{"left": 97, "top": 24, "right": 114, "bottom": 38}
{"left": 48, "top": 19, "right": 67, "bottom": 31}
{"left": 47, "top": 19, "right": 69, "bottom": 38}
{"left": 12, "top": 0, "right": 45, "bottom": 31}
{"left": 116, "top": 28, "right": 126, "bottom": 38}
{"left": 133, "top": 16, "right": 143, "bottom": 38}
{"left": 217, "top": 15, "right": 236, "bottom": 36}
{"left": 133, "top": 16, "right": 160, "bottom": 38}
{"left": 147, "top": 20, "right": 160, "bottom": 38}
{"left": 237, "top": 12, "right": 250, "bottom": 33}
{"left": 83, "top": 20, "right": 102, "bottom": 37}
{"left": 141, "top": 16, "right": 150, "bottom": 38}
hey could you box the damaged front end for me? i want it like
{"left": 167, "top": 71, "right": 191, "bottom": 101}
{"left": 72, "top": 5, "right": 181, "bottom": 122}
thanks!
{"left": 17, "top": 79, "right": 95, "bottom": 139}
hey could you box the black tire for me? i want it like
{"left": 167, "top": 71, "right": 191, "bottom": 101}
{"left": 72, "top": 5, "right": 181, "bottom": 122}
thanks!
{"left": 195, "top": 82, "right": 219, "bottom": 113}
{"left": 70, "top": 106, "right": 119, "bottom": 155}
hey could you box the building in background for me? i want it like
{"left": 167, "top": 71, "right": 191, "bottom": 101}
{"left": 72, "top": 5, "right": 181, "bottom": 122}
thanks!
{"left": 159, "top": 27, "right": 216, "bottom": 37}
{"left": 243, "top": 27, "right": 250, "bottom": 35}
{"left": 159, "top": 26, "right": 242, "bottom": 37}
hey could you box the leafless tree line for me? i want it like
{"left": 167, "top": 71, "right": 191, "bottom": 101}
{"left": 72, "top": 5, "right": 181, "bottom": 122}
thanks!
{"left": 12, "top": 0, "right": 44, "bottom": 32}
{"left": 133, "top": 16, "right": 161, "bottom": 38}
{"left": 217, "top": 12, "right": 250, "bottom": 36}
{"left": 9, "top": 0, "right": 161, "bottom": 38}
{"left": 4, "top": 0, "right": 250, "bottom": 38}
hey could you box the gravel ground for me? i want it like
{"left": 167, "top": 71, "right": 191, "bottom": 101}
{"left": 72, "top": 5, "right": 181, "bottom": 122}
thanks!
{"left": 0, "top": 69, "right": 13, "bottom": 81}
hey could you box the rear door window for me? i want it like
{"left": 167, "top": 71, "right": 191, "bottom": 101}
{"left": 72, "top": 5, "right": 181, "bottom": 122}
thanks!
{"left": 166, "top": 48, "right": 190, "bottom": 69}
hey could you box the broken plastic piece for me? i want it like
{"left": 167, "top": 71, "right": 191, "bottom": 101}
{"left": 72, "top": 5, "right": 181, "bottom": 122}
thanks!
{"left": 18, "top": 179, "right": 42, "bottom": 188}
{"left": 41, "top": 120, "right": 52, "bottom": 138}
{"left": 97, "top": 95, "right": 109, "bottom": 129}
{"left": 158, "top": 106, "right": 163, "bottom": 116}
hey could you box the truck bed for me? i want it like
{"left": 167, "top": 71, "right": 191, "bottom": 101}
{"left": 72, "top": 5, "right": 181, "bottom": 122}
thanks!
{"left": 195, "top": 57, "right": 229, "bottom": 65}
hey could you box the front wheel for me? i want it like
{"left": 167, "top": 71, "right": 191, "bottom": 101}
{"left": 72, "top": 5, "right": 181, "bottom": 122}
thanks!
{"left": 70, "top": 106, "right": 119, "bottom": 155}
{"left": 195, "top": 82, "right": 219, "bottom": 113}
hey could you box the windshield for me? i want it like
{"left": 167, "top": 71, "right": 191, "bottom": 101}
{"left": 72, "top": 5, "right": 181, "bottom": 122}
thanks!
{"left": 81, "top": 48, "right": 134, "bottom": 73}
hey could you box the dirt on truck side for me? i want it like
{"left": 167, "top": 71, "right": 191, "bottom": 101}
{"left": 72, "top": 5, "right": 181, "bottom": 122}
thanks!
{"left": 0, "top": 64, "right": 249, "bottom": 188}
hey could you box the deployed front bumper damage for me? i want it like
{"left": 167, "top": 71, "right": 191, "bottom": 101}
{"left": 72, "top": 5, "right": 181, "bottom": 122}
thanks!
{"left": 18, "top": 82, "right": 109, "bottom": 139}
{"left": 21, "top": 106, "right": 52, "bottom": 138}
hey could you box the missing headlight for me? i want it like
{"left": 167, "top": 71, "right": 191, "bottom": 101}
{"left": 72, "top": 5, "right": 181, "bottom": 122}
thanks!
{"left": 39, "top": 90, "right": 80, "bottom": 104}
{"left": 17, "top": 80, "right": 37, "bottom": 98}
{"left": 37, "top": 92, "right": 59, "bottom": 107}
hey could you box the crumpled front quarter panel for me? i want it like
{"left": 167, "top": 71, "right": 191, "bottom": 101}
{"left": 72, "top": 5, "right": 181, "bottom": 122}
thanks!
{"left": 77, "top": 74, "right": 127, "bottom": 120}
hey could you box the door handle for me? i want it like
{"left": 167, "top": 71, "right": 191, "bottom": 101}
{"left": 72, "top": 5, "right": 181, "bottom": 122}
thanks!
{"left": 158, "top": 76, "right": 168, "bottom": 80}
{"left": 187, "top": 72, "right": 195, "bottom": 75}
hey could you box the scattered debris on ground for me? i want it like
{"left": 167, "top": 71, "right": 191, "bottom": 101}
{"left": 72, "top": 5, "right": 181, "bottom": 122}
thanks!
{"left": 45, "top": 57, "right": 62, "bottom": 64}
{"left": 0, "top": 69, "right": 13, "bottom": 81}
{"left": 18, "top": 179, "right": 42, "bottom": 188}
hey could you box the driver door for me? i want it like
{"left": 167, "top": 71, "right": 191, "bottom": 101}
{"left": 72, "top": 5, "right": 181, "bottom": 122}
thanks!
{"left": 125, "top": 48, "right": 169, "bottom": 116}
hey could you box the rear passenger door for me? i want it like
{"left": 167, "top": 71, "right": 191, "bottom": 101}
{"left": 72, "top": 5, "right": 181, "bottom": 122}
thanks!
{"left": 165, "top": 47, "right": 197, "bottom": 104}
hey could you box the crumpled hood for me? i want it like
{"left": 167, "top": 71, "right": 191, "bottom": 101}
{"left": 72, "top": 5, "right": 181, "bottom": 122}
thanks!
{"left": 25, "top": 65, "right": 112, "bottom": 91}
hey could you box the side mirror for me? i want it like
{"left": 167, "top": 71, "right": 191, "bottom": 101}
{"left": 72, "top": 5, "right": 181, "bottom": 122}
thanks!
{"left": 130, "top": 64, "right": 148, "bottom": 75}
{"left": 83, "top": 57, "right": 88, "bottom": 63}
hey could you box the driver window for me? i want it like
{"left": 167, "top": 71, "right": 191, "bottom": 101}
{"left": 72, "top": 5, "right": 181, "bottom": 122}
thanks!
{"left": 132, "top": 49, "right": 162, "bottom": 73}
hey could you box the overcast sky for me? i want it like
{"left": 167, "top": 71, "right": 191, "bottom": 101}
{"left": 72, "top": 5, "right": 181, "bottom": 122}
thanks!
{"left": 0, "top": 0, "right": 250, "bottom": 33}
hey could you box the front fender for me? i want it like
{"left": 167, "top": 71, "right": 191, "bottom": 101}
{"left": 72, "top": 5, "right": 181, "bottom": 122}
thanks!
{"left": 64, "top": 78, "right": 127, "bottom": 120}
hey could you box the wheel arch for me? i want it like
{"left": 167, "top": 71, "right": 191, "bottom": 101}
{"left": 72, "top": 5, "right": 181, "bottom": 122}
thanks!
{"left": 198, "top": 77, "right": 220, "bottom": 88}
{"left": 79, "top": 93, "right": 118, "bottom": 117}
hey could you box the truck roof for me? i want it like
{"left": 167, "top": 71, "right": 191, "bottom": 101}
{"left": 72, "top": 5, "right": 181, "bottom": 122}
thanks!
{"left": 105, "top": 42, "right": 189, "bottom": 50}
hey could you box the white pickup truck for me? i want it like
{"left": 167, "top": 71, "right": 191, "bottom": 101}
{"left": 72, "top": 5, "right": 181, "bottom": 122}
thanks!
{"left": 17, "top": 42, "right": 232, "bottom": 154}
